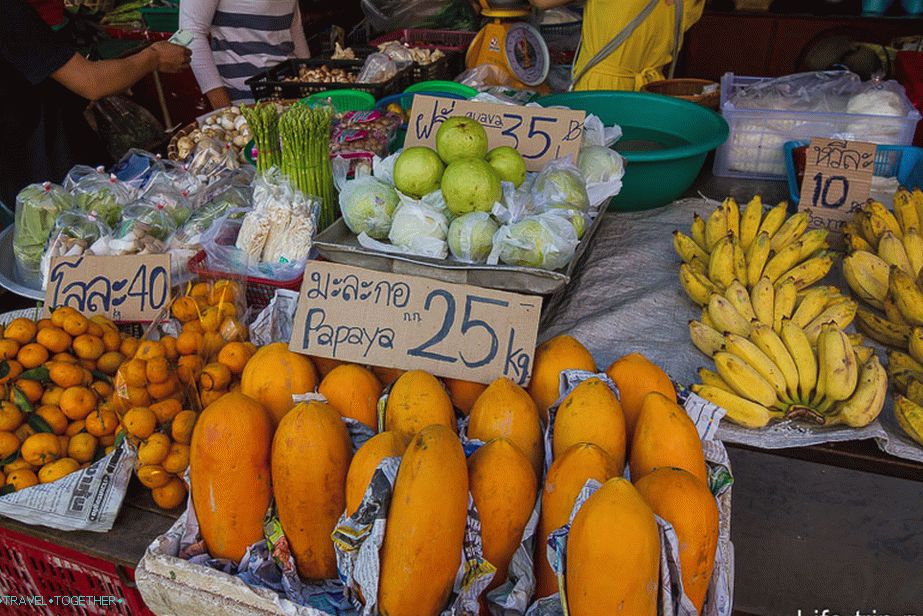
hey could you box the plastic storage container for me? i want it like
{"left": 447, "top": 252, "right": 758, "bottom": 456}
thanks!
{"left": 246, "top": 59, "right": 410, "bottom": 101}
{"left": 302, "top": 89, "right": 375, "bottom": 112}
{"left": 713, "top": 73, "right": 921, "bottom": 180}
{"left": 369, "top": 29, "right": 475, "bottom": 75}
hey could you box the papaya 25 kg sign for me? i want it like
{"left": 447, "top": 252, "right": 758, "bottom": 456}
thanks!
{"left": 289, "top": 261, "right": 540, "bottom": 385}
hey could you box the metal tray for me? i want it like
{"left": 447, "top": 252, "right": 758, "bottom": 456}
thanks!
{"left": 0, "top": 226, "right": 43, "bottom": 301}
{"left": 314, "top": 210, "right": 606, "bottom": 295}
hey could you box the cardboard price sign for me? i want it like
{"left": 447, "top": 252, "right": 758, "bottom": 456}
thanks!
{"left": 290, "top": 261, "right": 541, "bottom": 385}
{"left": 798, "top": 138, "right": 876, "bottom": 238}
{"left": 45, "top": 254, "right": 171, "bottom": 322}
{"left": 404, "top": 95, "right": 585, "bottom": 171}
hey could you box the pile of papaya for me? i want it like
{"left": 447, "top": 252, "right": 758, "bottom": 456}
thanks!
{"left": 188, "top": 334, "right": 721, "bottom": 616}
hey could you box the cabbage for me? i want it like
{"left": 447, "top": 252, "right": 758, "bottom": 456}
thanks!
{"left": 447, "top": 212, "right": 498, "bottom": 263}
{"left": 13, "top": 183, "right": 74, "bottom": 275}
{"left": 339, "top": 177, "right": 400, "bottom": 239}
{"left": 533, "top": 163, "right": 589, "bottom": 213}
{"left": 388, "top": 202, "right": 448, "bottom": 257}
{"left": 577, "top": 145, "right": 625, "bottom": 184}
{"left": 490, "top": 212, "right": 578, "bottom": 270}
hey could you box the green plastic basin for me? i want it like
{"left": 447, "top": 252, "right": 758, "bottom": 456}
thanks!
{"left": 538, "top": 91, "right": 729, "bottom": 211}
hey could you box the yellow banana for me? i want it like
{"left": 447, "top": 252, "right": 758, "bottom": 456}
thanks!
{"left": 901, "top": 227, "right": 923, "bottom": 276}
{"left": 673, "top": 230, "right": 709, "bottom": 264}
{"left": 751, "top": 276, "right": 775, "bottom": 327}
{"left": 797, "top": 228, "right": 829, "bottom": 259}
{"left": 855, "top": 307, "right": 910, "bottom": 347}
{"left": 691, "top": 384, "right": 776, "bottom": 429}
{"left": 909, "top": 327, "right": 923, "bottom": 366}
{"left": 701, "top": 307, "right": 716, "bottom": 329}
{"left": 691, "top": 212, "right": 708, "bottom": 251}
{"left": 913, "top": 188, "right": 923, "bottom": 230}
{"left": 707, "top": 293, "right": 751, "bottom": 337}
{"left": 883, "top": 294, "right": 909, "bottom": 326}
{"left": 689, "top": 258, "right": 708, "bottom": 276}
{"left": 906, "top": 379, "right": 923, "bottom": 407}
{"left": 846, "top": 333, "right": 864, "bottom": 347}
{"left": 894, "top": 395, "right": 923, "bottom": 446}
{"left": 705, "top": 206, "right": 728, "bottom": 251}
{"left": 689, "top": 320, "right": 724, "bottom": 357}
{"left": 745, "top": 231, "right": 771, "bottom": 287}
{"left": 866, "top": 200, "right": 903, "bottom": 239}
{"left": 854, "top": 346, "right": 874, "bottom": 364}
{"left": 816, "top": 324, "right": 858, "bottom": 404}
{"left": 769, "top": 211, "right": 809, "bottom": 253}
{"left": 842, "top": 250, "right": 889, "bottom": 309}
{"left": 762, "top": 240, "right": 805, "bottom": 284}
{"left": 749, "top": 321, "right": 800, "bottom": 401}
{"left": 724, "top": 280, "right": 756, "bottom": 321}
{"left": 697, "top": 367, "right": 733, "bottom": 392}
{"left": 723, "top": 196, "right": 740, "bottom": 239}
{"left": 877, "top": 230, "right": 913, "bottom": 275}
{"left": 708, "top": 234, "right": 737, "bottom": 289}
{"left": 679, "top": 263, "right": 720, "bottom": 306}
{"left": 859, "top": 210, "right": 887, "bottom": 249}
{"left": 888, "top": 265, "right": 923, "bottom": 326}
{"left": 781, "top": 318, "right": 817, "bottom": 403}
{"left": 828, "top": 355, "right": 887, "bottom": 428}
{"left": 792, "top": 287, "right": 834, "bottom": 328}
{"left": 714, "top": 351, "right": 779, "bottom": 408}
{"left": 894, "top": 187, "right": 919, "bottom": 234}
{"left": 796, "top": 285, "right": 841, "bottom": 303}
{"left": 803, "top": 298, "right": 858, "bottom": 345}
{"left": 777, "top": 253, "right": 835, "bottom": 291}
{"left": 739, "top": 195, "right": 763, "bottom": 253}
{"left": 888, "top": 350, "right": 923, "bottom": 385}
{"left": 845, "top": 232, "right": 873, "bottom": 253}
{"left": 724, "top": 333, "right": 790, "bottom": 401}
{"left": 732, "top": 239, "right": 747, "bottom": 286}
{"left": 773, "top": 278, "right": 797, "bottom": 333}
{"left": 757, "top": 202, "right": 788, "bottom": 239}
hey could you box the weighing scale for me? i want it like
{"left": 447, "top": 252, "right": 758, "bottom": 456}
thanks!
{"left": 465, "top": 0, "right": 550, "bottom": 88}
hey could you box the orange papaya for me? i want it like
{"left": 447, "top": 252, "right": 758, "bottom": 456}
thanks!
{"left": 630, "top": 392, "right": 708, "bottom": 486}
{"left": 384, "top": 370, "right": 455, "bottom": 441}
{"left": 552, "top": 377, "right": 626, "bottom": 471}
{"left": 240, "top": 342, "right": 317, "bottom": 425}
{"left": 345, "top": 431, "right": 407, "bottom": 517}
{"left": 468, "top": 378, "right": 544, "bottom": 481}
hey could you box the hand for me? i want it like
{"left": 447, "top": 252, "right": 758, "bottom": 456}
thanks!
{"left": 205, "top": 87, "right": 233, "bottom": 110}
{"left": 149, "top": 41, "right": 191, "bottom": 73}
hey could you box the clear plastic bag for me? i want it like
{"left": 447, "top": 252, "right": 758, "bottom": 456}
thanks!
{"left": 89, "top": 202, "right": 177, "bottom": 256}
{"left": 13, "top": 182, "right": 75, "bottom": 285}
{"left": 360, "top": 0, "right": 477, "bottom": 35}
{"left": 375, "top": 41, "right": 416, "bottom": 67}
{"left": 447, "top": 211, "right": 498, "bottom": 263}
{"left": 729, "top": 70, "right": 862, "bottom": 112}
{"left": 335, "top": 155, "right": 400, "bottom": 240}
{"left": 531, "top": 158, "right": 590, "bottom": 214}
{"left": 357, "top": 200, "right": 449, "bottom": 259}
{"left": 581, "top": 114, "right": 623, "bottom": 148}
{"left": 488, "top": 211, "right": 578, "bottom": 270}
{"left": 356, "top": 53, "right": 398, "bottom": 84}
{"left": 41, "top": 210, "right": 111, "bottom": 289}
{"left": 140, "top": 171, "right": 196, "bottom": 226}
{"left": 186, "top": 137, "right": 240, "bottom": 184}
{"left": 62, "top": 165, "right": 105, "bottom": 192}
{"left": 111, "top": 149, "right": 163, "bottom": 191}
{"left": 577, "top": 145, "right": 625, "bottom": 209}
{"left": 71, "top": 170, "right": 133, "bottom": 228}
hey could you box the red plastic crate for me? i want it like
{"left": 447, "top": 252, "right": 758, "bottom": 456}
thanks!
{"left": 369, "top": 28, "right": 476, "bottom": 52}
{"left": 0, "top": 526, "right": 153, "bottom": 616}
{"left": 188, "top": 250, "right": 303, "bottom": 312}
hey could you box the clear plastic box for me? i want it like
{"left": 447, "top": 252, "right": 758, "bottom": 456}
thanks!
{"left": 713, "top": 73, "right": 922, "bottom": 180}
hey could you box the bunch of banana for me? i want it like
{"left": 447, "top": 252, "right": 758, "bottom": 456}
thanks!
{"left": 690, "top": 317, "right": 886, "bottom": 430}
{"left": 675, "top": 195, "right": 836, "bottom": 306}
{"left": 886, "top": 348, "right": 923, "bottom": 446}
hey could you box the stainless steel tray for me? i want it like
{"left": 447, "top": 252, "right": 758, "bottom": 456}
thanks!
{"left": 314, "top": 210, "right": 606, "bottom": 295}
{"left": 0, "top": 226, "right": 43, "bottom": 301}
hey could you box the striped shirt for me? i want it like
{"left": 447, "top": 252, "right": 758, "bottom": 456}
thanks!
{"left": 181, "top": 0, "right": 310, "bottom": 103}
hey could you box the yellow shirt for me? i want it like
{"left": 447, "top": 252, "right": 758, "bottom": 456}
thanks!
{"left": 572, "top": 0, "right": 704, "bottom": 91}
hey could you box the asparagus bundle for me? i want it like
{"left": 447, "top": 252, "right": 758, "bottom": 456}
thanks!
{"left": 279, "top": 104, "right": 336, "bottom": 230}
{"left": 240, "top": 102, "right": 281, "bottom": 172}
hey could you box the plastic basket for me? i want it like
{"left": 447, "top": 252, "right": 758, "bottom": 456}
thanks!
{"left": 713, "top": 73, "right": 922, "bottom": 180}
{"left": 784, "top": 140, "right": 923, "bottom": 204}
{"left": 302, "top": 89, "right": 375, "bottom": 112}
{"left": 140, "top": 7, "right": 178, "bottom": 32}
{"left": 245, "top": 59, "right": 410, "bottom": 102}
{"left": 641, "top": 78, "right": 720, "bottom": 110}
{"left": 404, "top": 79, "right": 477, "bottom": 98}
{"left": 0, "top": 526, "right": 153, "bottom": 616}
{"left": 370, "top": 29, "right": 475, "bottom": 75}
{"left": 187, "top": 251, "right": 303, "bottom": 312}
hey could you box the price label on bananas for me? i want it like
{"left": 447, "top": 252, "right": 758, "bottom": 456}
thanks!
{"left": 45, "top": 254, "right": 171, "bottom": 322}
{"left": 798, "top": 138, "right": 876, "bottom": 241}
{"left": 289, "top": 261, "right": 540, "bottom": 385}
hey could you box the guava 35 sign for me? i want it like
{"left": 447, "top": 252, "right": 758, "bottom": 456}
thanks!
{"left": 289, "top": 261, "right": 541, "bottom": 385}
{"left": 405, "top": 95, "right": 585, "bottom": 171}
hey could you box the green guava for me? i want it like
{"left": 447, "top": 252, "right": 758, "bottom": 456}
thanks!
{"left": 441, "top": 158, "right": 502, "bottom": 216}
{"left": 435, "top": 117, "right": 488, "bottom": 164}
{"left": 486, "top": 146, "right": 526, "bottom": 187}
{"left": 393, "top": 147, "right": 445, "bottom": 198}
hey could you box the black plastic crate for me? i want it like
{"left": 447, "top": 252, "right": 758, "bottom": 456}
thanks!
{"left": 245, "top": 58, "right": 409, "bottom": 101}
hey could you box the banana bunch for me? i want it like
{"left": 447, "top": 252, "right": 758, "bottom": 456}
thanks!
{"left": 887, "top": 346, "right": 923, "bottom": 447}
{"left": 676, "top": 195, "right": 836, "bottom": 306}
{"left": 690, "top": 315, "right": 886, "bottom": 430}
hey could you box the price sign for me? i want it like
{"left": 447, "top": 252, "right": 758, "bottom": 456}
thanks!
{"left": 798, "top": 138, "right": 876, "bottom": 242}
{"left": 289, "top": 262, "right": 541, "bottom": 385}
{"left": 404, "top": 95, "right": 585, "bottom": 171}
{"left": 45, "top": 254, "right": 171, "bottom": 322}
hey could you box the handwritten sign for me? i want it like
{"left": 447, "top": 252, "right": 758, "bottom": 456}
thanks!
{"left": 798, "top": 138, "right": 876, "bottom": 243}
{"left": 404, "top": 95, "right": 585, "bottom": 171}
{"left": 45, "top": 254, "right": 171, "bottom": 322}
{"left": 289, "top": 261, "right": 541, "bottom": 385}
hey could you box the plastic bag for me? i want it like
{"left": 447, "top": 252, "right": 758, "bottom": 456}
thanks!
{"left": 87, "top": 95, "right": 166, "bottom": 160}
{"left": 71, "top": 170, "right": 133, "bottom": 228}
{"left": 331, "top": 110, "right": 402, "bottom": 157}
{"left": 375, "top": 41, "right": 416, "bottom": 67}
{"left": 577, "top": 145, "right": 625, "bottom": 209}
{"left": 156, "top": 160, "right": 205, "bottom": 199}
{"left": 728, "top": 70, "right": 861, "bottom": 112}
{"left": 531, "top": 158, "right": 590, "bottom": 214}
{"left": 447, "top": 211, "right": 498, "bottom": 263}
{"left": 357, "top": 200, "right": 449, "bottom": 259}
{"left": 40, "top": 210, "right": 111, "bottom": 289}
{"left": 488, "top": 211, "right": 578, "bottom": 270}
{"left": 357, "top": 53, "right": 398, "bottom": 84}
{"left": 457, "top": 63, "right": 518, "bottom": 89}
{"left": 335, "top": 155, "right": 400, "bottom": 240}
{"left": 581, "top": 114, "right": 623, "bottom": 148}
{"left": 111, "top": 149, "right": 163, "bottom": 191}
{"left": 89, "top": 202, "right": 177, "bottom": 256}
{"left": 13, "top": 182, "right": 74, "bottom": 285}
{"left": 62, "top": 165, "right": 105, "bottom": 193}
{"left": 186, "top": 137, "right": 240, "bottom": 185}
{"left": 360, "top": 0, "right": 477, "bottom": 34}
{"left": 140, "top": 171, "right": 196, "bottom": 226}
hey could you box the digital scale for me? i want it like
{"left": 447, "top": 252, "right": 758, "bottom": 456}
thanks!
{"left": 465, "top": 0, "right": 550, "bottom": 88}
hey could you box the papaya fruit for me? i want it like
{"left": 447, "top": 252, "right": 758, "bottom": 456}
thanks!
{"left": 443, "top": 377, "right": 487, "bottom": 416}
{"left": 552, "top": 377, "right": 626, "bottom": 471}
{"left": 190, "top": 392, "right": 273, "bottom": 562}
{"left": 534, "top": 442, "right": 618, "bottom": 599}
{"left": 630, "top": 392, "right": 708, "bottom": 486}
{"left": 345, "top": 431, "right": 407, "bottom": 517}
{"left": 318, "top": 364, "right": 382, "bottom": 429}
{"left": 635, "top": 467, "right": 718, "bottom": 612}
{"left": 240, "top": 342, "right": 317, "bottom": 425}
{"left": 384, "top": 370, "right": 455, "bottom": 441}
{"left": 468, "top": 438, "right": 537, "bottom": 592}
{"left": 468, "top": 378, "right": 544, "bottom": 481}
{"left": 527, "top": 335, "right": 597, "bottom": 421}
{"left": 566, "top": 477, "right": 660, "bottom": 616}
{"left": 605, "top": 353, "right": 676, "bottom": 443}
{"left": 379, "top": 424, "right": 468, "bottom": 616}
{"left": 272, "top": 400, "right": 352, "bottom": 580}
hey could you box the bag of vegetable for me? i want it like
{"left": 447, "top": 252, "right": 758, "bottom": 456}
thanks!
{"left": 71, "top": 169, "right": 133, "bottom": 228}
{"left": 89, "top": 202, "right": 177, "bottom": 257}
{"left": 40, "top": 210, "right": 111, "bottom": 290}
{"left": 13, "top": 182, "right": 74, "bottom": 287}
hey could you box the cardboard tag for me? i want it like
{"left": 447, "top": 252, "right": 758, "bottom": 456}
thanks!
{"left": 45, "top": 254, "right": 171, "bottom": 322}
{"left": 404, "top": 95, "right": 585, "bottom": 171}
{"left": 798, "top": 138, "right": 876, "bottom": 241}
{"left": 290, "top": 262, "right": 540, "bottom": 385}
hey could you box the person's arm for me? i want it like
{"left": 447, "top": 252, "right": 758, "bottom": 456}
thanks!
{"left": 180, "top": 0, "right": 231, "bottom": 109}
{"left": 50, "top": 42, "right": 190, "bottom": 101}
{"left": 290, "top": 1, "right": 310, "bottom": 59}
{"left": 528, "top": 0, "right": 572, "bottom": 10}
